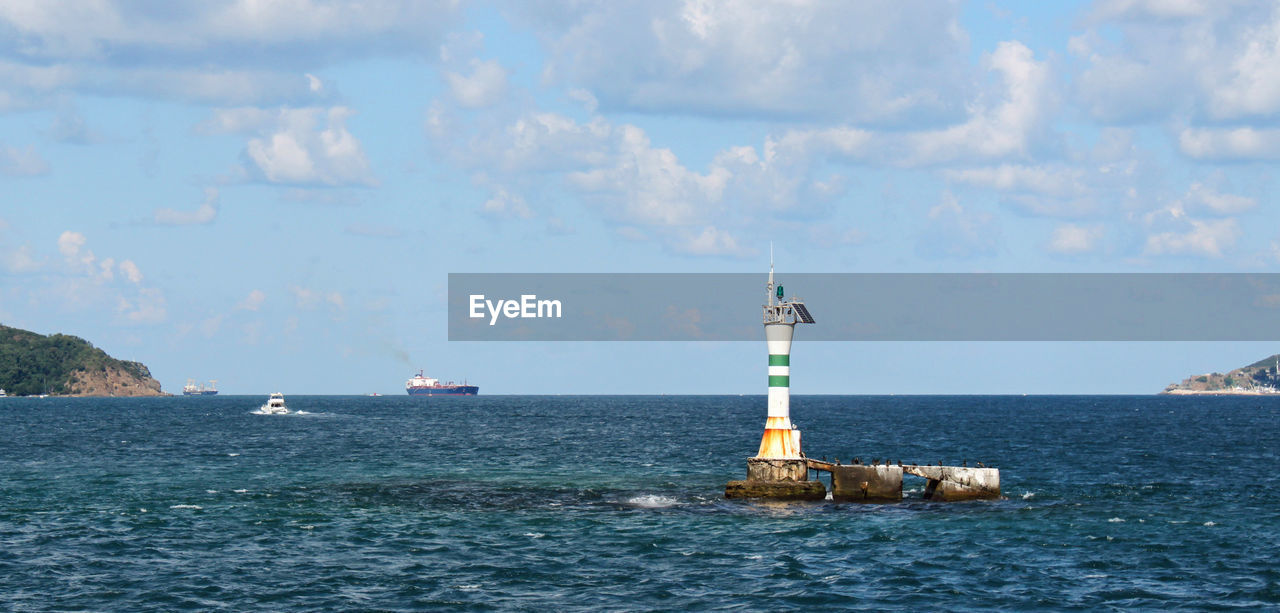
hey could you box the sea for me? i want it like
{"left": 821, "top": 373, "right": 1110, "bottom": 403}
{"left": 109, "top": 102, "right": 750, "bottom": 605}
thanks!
{"left": 0, "top": 395, "right": 1277, "bottom": 610}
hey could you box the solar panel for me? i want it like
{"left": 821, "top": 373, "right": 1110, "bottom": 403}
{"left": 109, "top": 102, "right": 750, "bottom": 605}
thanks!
{"left": 792, "top": 302, "right": 815, "bottom": 324}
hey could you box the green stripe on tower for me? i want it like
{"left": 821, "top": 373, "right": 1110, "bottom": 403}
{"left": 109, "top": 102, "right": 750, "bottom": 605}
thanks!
{"left": 768, "top": 375, "right": 790, "bottom": 387}
{"left": 768, "top": 354, "right": 790, "bottom": 366}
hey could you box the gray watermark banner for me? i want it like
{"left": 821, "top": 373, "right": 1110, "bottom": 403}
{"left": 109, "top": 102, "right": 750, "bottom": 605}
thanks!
{"left": 449, "top": 273, "right": 1280, "bottom": 341}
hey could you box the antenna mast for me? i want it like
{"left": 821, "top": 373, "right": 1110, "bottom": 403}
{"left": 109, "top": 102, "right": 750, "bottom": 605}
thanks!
{"left": 767, "top": 242, "right": 775, "bottom": 306}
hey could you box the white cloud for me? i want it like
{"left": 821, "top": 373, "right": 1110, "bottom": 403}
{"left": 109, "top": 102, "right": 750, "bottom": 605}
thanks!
{"left": 289, "top": 285, "right": 320, "bottom": 309}
{"left": 942, "top": 158, "right": 1144, "bottom": 218}
{"left": 1047, "top": 223, "right": 1104, "bottom": 254}
{"left": 1211, "top": 12, "right": 1280, "bottom": 119}
{"left": 2, "top": 244, "right": 42, "bottom": 273}
{"left": 918, "top": 192, "right": 1001, "bottom": 258}
{"left": 446, "top": 59, "right": 508, "bottom": 109}
{"left": 0, "top": 144, "right": 50, "bottom": 176}
{"left": 199, "top": 315, "right": 224, "bottom": 338}
{"left": 155, "top": 187, "right": 220, "bottom": 226}
{"left": 1178, "top": 127, "right": 1280, "bottom": 160}
{"left": 945, "top": 164, "right": 1087, "bottom": 198}
{"left": 289, "top": 285, "right": 345, "bottom": 313}
{"left": 428, "top": 37, "right": 1050, "bottom": 256}
{"left": 901, "top": 41, "right": 1054, "bottom": 164}
{"left": 1075, "top": 3, "right": 1280, "bottom": 127}
{"left": 0, "top": 2, "right": 461, "bottom": 107}
{"left": 673, "top": 226, "right": 749, "bottom": 257}
{"left": 117, "top": 287, "right": 166, "bottom": 324}
{"left": 206, "top": 107, "right": 377, "bottom": 186}
{"left": 519, "top": 0, "right": 971, "bottom": 124}
{"left": 236, "top": 289, "right": 266, "bottom": 311}
{"left": 49, "top": 106, "right": 101, "bottom": 144}
{"left": 684, "top": 40, "right": 1052, "bottom": 169}
{"left": 1090, "top": 0, "right": 1218, "bottom": 20}
{"left": 1144, "top": 218, "right": 1240, "bottom": 258}
{"left": 567, "top": 88, "right": 598, "bottom": 113}
{"left": 118, "top": 260, "right": 142, "bottom": 284}
{"left": 566, "top": 124, "right": 732, "bottom": 227}
{"left": 325, "top": 292, "right": 345, "bottom": 311}
{"left": 97, "top": 258, "right": 115, "bottom": 281}
{"left": 46, "top": 231, "right": 166, "bottom": 322}
{"left": 57, "top": 231, "right": 92, "bottom": 268}
{"left": 481, "top": 188, "right": 533, "bottom": 219}
{"left": 1184, "top": 182, "right": 1255, "bottom": 215}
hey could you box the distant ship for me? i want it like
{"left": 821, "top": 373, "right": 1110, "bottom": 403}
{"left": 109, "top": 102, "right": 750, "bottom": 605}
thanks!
{"left": 406, "top": 370, "right": 478, "bottom": 396}
{"left": 183, "top": 379, "right": 218, "bottom": 396}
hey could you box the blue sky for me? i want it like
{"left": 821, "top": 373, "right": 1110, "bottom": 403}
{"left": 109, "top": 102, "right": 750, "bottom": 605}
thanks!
{"left": 3, "top": 1, "right": 1280, "bottom": 394}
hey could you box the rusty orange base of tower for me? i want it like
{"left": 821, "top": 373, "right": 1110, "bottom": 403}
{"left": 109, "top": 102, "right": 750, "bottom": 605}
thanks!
{"left": 755, "top": 416, "right": 801, "bottom": 459}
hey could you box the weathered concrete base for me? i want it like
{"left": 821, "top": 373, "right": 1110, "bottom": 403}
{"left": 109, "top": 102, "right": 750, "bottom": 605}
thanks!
{"left": 830, "top": 465, "right": 903, "bottom": 502}
{"left": 725, "top": 479, "right": 826, "bottom": 500}
{"left": 805, "top": 459, "right": 1001, "bottom": 503}
{"left": 726, "top": 457, "right": 825, "bottom": 500}
{"left": 904, "top": 465, "right": 1001, "bottom": 501}
{"left": 746, "top": 458, "right": 809, "bottom": 482}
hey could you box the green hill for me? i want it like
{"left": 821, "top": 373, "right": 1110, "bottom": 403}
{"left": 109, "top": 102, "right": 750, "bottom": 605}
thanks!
{"left": 0, "top": 324, "right": 164, "bottom": 396}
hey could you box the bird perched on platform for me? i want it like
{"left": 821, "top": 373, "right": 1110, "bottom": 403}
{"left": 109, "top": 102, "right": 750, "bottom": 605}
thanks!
{"left": 976, "top": 461, "right": 985, "bottom": 468}
{"left": 962, "top": 460, "right": 968, "bottom": 467}
{"left": 872, "top": 458, "right": 879, "bottom": 466}
{"left": 853, "top": 457, "right": 861, "bottom": 465}
{"left": 897, "top": 460, "right": 902, "bottom": 467}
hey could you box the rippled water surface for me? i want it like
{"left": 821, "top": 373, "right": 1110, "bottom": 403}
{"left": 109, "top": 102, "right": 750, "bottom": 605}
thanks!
{"left": 1, "top": 395, "right": 1277, "bottom": 610}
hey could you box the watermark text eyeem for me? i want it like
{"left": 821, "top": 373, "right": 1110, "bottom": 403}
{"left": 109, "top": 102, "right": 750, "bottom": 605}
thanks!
{"left": 469, "top": 294, "right": 562, "bottom": 326}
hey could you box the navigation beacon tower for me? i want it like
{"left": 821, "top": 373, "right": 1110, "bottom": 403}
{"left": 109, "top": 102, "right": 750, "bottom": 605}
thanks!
{"left": 755, "top": 254, "right": 815, "bottom": 462}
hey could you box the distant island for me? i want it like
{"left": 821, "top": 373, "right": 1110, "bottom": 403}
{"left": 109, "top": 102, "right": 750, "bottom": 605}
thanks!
{"left": 1163, "top": 353, "right": 1280, "bottom": 395}
{"left": 0, "top": 324, "right": 165, "bottom": 397}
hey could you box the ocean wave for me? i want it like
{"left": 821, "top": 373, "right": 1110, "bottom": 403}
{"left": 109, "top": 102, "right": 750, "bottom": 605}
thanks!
{"left": 625, "top": 494, "right": 679, "bottom": 508}
{"left": 169, "top": 504, "right": 202, "bottom": 510}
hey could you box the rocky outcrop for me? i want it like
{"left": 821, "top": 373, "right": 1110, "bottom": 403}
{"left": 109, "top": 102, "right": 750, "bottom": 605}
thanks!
{"left": 66, "top": 365, "right": 165, "bottom": 397}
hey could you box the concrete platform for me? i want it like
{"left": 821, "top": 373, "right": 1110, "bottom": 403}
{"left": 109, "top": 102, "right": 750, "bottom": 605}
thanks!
{"left": 903, "top": 465, "right": 1001, "bottom": 501}
{"left": 807, "top": 459, "right": 1001, "bottom": 503}
{"left": 726, "top": 457, "right": 826, "bottom": 500}
{"left": 725, "top": 479, "right": 826, "bottom": 500}
{"left": 829, "top": 465, "right": 903, "bottom": 502}
{"left": 746, "top": 458, "right": 808, "bottom": 482}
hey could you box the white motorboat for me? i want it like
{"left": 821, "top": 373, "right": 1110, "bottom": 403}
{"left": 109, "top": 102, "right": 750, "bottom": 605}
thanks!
{"left": 258, "top": 392, "right": 288, "bottom": 414}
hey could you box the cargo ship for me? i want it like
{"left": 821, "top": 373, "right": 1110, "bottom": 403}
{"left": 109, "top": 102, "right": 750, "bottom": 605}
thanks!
{"left": 183, "top": 379, "right": 218, "bottom": 396}
{"left": 406, "top": 370, "right": 478, "bottom": 396}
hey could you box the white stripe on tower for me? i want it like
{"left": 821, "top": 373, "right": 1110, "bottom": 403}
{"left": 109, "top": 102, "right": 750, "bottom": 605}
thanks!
{"left": 765, "top": 323, "right": 793, "bottom": 420}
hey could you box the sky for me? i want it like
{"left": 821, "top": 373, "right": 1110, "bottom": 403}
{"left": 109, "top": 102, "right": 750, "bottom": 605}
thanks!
{"left": 3, "top": 0, "right": 1280, "bottom": 395}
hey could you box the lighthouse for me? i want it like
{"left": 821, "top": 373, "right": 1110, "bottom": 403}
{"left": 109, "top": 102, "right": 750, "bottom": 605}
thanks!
{"left": 726, "top": 254, "right": 821, "bottom": 497}
{"left": 756, "top": 257, "right": 813, "bottom": 459}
